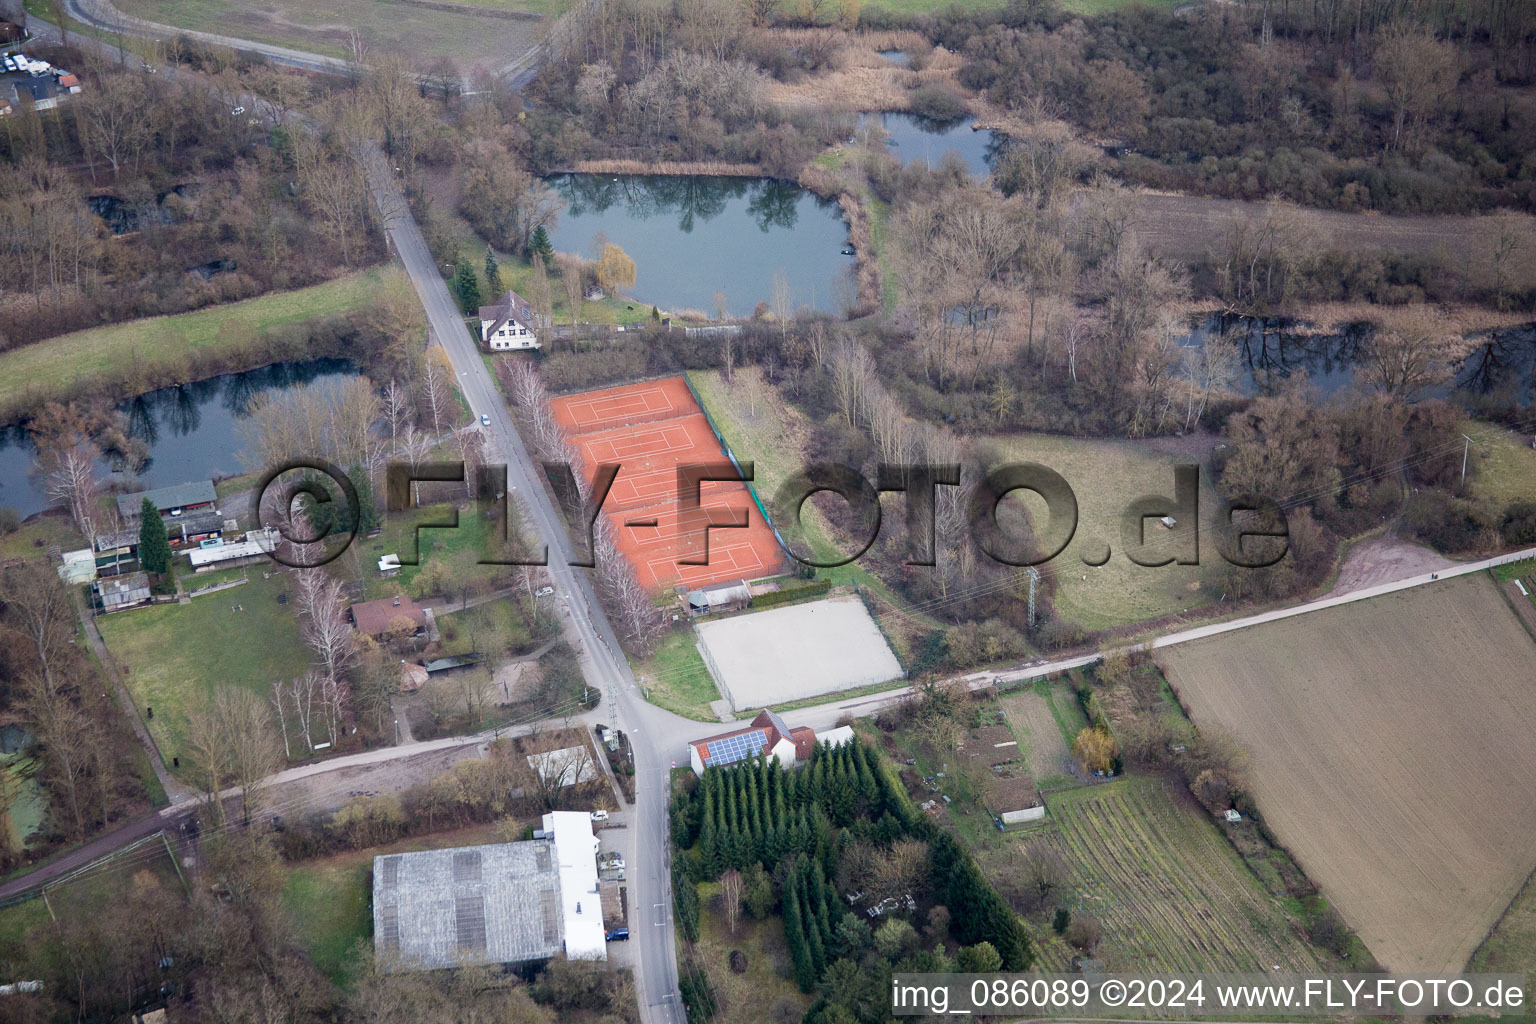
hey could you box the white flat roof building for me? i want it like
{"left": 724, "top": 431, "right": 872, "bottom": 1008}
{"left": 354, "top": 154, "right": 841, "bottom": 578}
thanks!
{"left": 542, "top": 811, "right": 606, "bottom": 960}
{"left": 185, "top": 528, "right": 278, "bottom": 569}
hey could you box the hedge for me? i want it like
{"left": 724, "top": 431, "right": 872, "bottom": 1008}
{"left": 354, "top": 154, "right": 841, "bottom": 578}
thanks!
{"left": 749, "top": 578, "right": 831, "bottom": 610}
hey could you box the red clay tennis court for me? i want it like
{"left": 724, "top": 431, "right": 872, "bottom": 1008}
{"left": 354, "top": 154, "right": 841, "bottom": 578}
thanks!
{"left": 548, "top": 377, "right": 786, "bottom": 590}
{"left": 551, "top": 375, "right": 698, "bottom": 435}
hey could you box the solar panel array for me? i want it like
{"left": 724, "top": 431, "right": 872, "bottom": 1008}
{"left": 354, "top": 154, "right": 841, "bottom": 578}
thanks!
{"left": 378, "top": 905, "right": 400, "bottom": 953}
{"left": 705, "top": 729, "right": 768, "bottom": 766}
{"left": 540, "top": 889, "right": 560, "bottom": 944}
{"left": 453, "top": 850, "right": 482, "bottom": 883}
{"left": 455, "top": 895, "right": 487, "bottom": 952}
{"left": 379, "top": 856, "right": 400, "bottom": 888}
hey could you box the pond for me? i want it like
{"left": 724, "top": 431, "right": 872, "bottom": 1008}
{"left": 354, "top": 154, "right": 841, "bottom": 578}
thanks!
{"left": 1179, "top": 315, "right": 1366, "bottom": 398}
{"left": 1456, "top": 326, "right": 1536, "bottom": 408}
{"left": 862, "top": 112, "right": 1006, "bottom": 179}
{"left": 877, "top": 49, "right": 912, "bottom": 67}
{"left": 544, "top": 174, "right": 856, "bottom": 317}
{"left": 1182, "top": 314, "right": 1536, "bottom": 406}
{"left": 0, "top": 358, "right": 356, "bottom": 521}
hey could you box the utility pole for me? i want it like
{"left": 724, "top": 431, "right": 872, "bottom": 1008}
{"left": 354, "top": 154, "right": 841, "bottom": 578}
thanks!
{"left": 1027, "top": 566, "right": 1040, "bottom": 627}
{"left": 1461, "top": 433, "right": 1474, "bottom": 488}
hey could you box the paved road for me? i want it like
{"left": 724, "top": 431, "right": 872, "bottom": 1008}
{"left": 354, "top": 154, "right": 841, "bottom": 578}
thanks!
{"left": 360, "top": 146, "right": 685, "bottom": 1024}
{"left": 58, "top": 0, "right": 555, "bottom": 88}
{"left": 60, "top": 0, "right": 354, "bottom": 76}
{"left": 773, "top": 541, "right": 1536, "bottom": 740}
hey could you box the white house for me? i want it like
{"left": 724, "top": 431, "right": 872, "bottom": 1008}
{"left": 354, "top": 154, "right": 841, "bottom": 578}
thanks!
{"left": 479, "top": 289, "right": 542, "bottom": 351}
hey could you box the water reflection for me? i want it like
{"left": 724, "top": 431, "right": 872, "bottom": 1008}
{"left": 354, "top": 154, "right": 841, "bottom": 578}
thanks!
{"left": 862, "top": 112, "right": 1007, "bottom": 178}
{"left": 545, "top": 174, "right": 853, "bottom": 315}
{"left": 554, "top": 174, "right": 807, "bottom": 235}
{"left": 1181, "top": 314, "right": 1366, "bottom": 397}
{"left": 0, "top": 358, "right": 354, "bottom": 520}
{"left": 1456, "top": 327, "right": 1536, "bottom": 407}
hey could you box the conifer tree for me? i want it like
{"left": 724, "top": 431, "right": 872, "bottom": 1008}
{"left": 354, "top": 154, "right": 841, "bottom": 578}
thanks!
{"left": 700, "top": 786, "right": 721, "bottom": 874}
{"left": 137, "top": 497, "right": 172, "bottom": 575}
{"left": 484, "top": 246, "right": 503, "bottom": 296}
{"left": 784, "top": 868, "right": 815, "bottom": 991}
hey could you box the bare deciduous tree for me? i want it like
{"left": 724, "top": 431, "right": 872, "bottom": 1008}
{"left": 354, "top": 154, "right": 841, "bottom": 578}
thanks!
{"left": 1361, "top": 308, "right": 1471, "bottom": 401}
{"left": 295, "top": 570, "right": 358, "bottom": 689}
{"left": 719, "top": 868, "right": 744, "bottom": 935}
{"left": 1375, "top": 26, "right": 1459, "bottom": 153}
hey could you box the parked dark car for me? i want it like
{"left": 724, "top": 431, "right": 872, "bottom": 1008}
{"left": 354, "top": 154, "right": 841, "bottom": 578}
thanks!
{"left": 605, "top": 928, "right": 629, "bottom": 942}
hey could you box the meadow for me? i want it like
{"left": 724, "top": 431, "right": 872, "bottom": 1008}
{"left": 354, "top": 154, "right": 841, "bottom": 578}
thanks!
{"left": 116, "top": 0, "right": 552, "bottom": 66}
{"left": 631, "top": 627, "right": 723, "bottom": 722}
{"left": 99, "top": 569, "right": 312, "bottom": 765}
{"left": 997, "top": 680, "right": 1085, "bottom": 790}
{"left": 977, "top": 433, "right": 1226, "bottom": 633}
{"left": 0, "top": 270, "right": 389, "bottom": 418}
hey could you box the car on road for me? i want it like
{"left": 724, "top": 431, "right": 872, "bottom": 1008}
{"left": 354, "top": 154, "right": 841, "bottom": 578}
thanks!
{"left": 605, "top": 928, "right": 629, "bottom": 941}
{"left": 480, "top": 413, "right": 490, "bottom": 425}
{"left": 536, "top": 586, "right": 555, "bottom": 597}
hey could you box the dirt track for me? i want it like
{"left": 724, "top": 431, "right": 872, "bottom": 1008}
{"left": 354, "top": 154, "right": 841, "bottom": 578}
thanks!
{"left": 1126, "top": 192, "right": 1521, "bottom": 267}
{"left": 272, "top": 742, "right": 487, "bottom": 819}
{"left": 1328, "top": 538, "right": 1455, "bottom": 596}
{"left": 1158, "top": 574, "right": 1536, "bottom": 973}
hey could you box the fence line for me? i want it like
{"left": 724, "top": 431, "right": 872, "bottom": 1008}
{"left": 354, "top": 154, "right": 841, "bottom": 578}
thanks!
{"left": 679, "top": 372, "right": 793, "bottom": 568}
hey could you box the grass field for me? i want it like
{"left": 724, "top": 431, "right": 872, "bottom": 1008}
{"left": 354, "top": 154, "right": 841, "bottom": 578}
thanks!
{"left": 632, "top": 628, "right": 722, "bottom": 722}
{"left": 686, "top": 369, "right": 945, "bottom": 659}
{"left": 117, "top": 0, "right": 554, "bottom": 66}
{"left": 991, "top": 776, "right": 1322, "bottom": 972}
{"left": 988, "top": 434, "right": 1226, "bottom": 632}
{"left": 1159, "top": 573, "right": 1536, "bottom": 973}
{"left": 1466, "top": 420, "right": 1536, "bottom": 507}
{"left": 1469, "top": 866, "right": 1536, "bottom": 1014}
{"left": 282, "top": 855, "right": 373, "bottom": 987}
{"left": 998, "top": 680, "right": 1083, "bottom": 789}
{"left": 686, "top": 370, "right": 883, "bottom": 594}
{"left": 345, "top": 502, "right": 512, "bottom": 603}
{"left": 99, "top": 569, "right": 312, "bottom": 766}
{"left": 691, "top": 371, "right": 1227, "bottom": 633}
{"left": 0, "top": 270, "right": 390, "bottom": 417}
{"left": 0, "top": 517, "right": 86, "bottom": 563}
{"left": 687, "top": 878, "right": 810, "bottom": 1024}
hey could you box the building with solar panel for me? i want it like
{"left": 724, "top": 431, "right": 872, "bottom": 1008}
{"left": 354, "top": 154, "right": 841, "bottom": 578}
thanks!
{"left": 372, "top": 811, "right": 606, "bottom": 971}
{"left": 687, "top": 710, "right": 820, "bottom": 775}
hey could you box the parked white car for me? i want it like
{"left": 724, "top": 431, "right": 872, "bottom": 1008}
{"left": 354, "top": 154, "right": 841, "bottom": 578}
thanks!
{"left": 590, "top": 809, "right": 609, "bottom": 823}
{"left": 536, "top": 586, "right": 555, "bottom": 597}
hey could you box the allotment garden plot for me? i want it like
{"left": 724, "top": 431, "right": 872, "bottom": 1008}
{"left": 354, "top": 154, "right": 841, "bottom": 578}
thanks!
{"left": 1012, "top": 777, "right": 1323, "bottom": 972}
{"left": 1158, "top": 573, "right": 1536, "bottom": 973}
